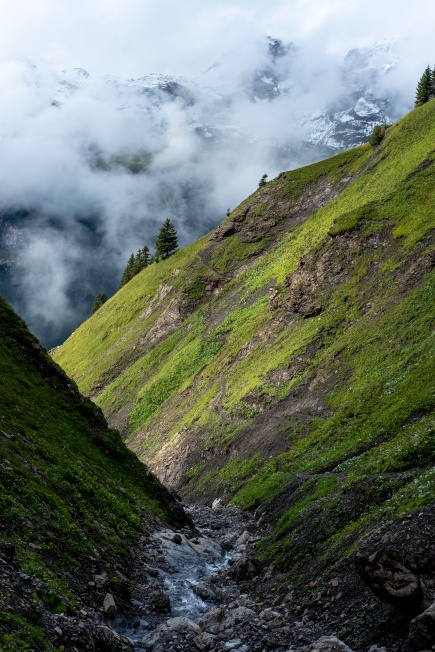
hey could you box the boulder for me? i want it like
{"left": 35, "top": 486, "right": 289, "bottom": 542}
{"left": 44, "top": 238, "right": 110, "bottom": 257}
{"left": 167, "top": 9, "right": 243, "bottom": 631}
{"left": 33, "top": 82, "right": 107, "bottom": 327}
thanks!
{"left": 193, "top": 631, "right": 217, "bottom": 650}
{"left": 94, "top": 624, "right": 133, "bottom": 651}
{"left": 409, "top": 601, "right": 435, "bottom": 650}
{"left": 302, "top": 636, "right": 355, "bottom": 652}
{"left": 144, "top": 616, "right": 200, "bottom": 648}
{"left": 151, "top": 591, "right": 171, "bottom": 612}
{"left": 199, "top": 606, "right": 256, "bottom": 634}
{"left": 228, "top": 557, "right": 259, "bottom": 581}
{"left": 355, "top": 507, "right": 435, "bottom": 615}
{"left": 193, "top": 582, "right": 217, "bottom": 601}
{"left": 103, "top": 593, "right": 117, "bottom": 619}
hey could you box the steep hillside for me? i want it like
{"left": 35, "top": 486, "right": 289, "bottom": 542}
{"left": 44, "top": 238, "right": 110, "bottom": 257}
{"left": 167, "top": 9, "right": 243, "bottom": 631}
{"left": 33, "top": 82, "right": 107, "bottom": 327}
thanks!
{"left": 0, "top": 297, "right": 187, "bottom": 651}
{"left": 55, "top": 100, "right": 435, "bottom": 646}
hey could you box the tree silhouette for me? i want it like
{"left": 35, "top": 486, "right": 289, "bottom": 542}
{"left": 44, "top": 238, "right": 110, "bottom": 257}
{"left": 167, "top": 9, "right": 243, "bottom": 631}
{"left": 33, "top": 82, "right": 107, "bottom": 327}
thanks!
{"left": 133, "top": 246, "right": 151, "bottom": 275}
{"left": 92, "top": 292, "right": 107, "bottom": 314}
{"left": 155, "top": 218, "right": 178, "bottom": 259}
{"left": 415, "top": 65, "right": 434, "bottom": 106}
{"left": 258, "top": 173, "right": 268, "bottom": 188}
{"left": 120, "top": 253, "right": 136, "bottom": 287}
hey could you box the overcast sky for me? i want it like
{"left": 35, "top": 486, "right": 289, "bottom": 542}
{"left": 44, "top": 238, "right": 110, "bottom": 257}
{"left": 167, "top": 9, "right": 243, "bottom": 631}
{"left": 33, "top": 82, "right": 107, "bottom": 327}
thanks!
{"left": 0, "top": 0, "right": 433, "bottom": 347}
{"left": 0, "top": 0, "right": 433, "bottom": 78}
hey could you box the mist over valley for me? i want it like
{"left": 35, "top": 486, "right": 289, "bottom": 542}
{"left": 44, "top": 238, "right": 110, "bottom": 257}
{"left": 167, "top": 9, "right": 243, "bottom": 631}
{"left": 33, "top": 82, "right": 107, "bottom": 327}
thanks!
{"left": 0, "top": 36, "right": 410, "bottom": 346}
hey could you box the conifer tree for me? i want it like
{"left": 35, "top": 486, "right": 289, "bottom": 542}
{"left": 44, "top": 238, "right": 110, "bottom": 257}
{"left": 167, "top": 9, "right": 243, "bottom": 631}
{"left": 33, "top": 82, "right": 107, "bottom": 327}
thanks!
{"left": 92, "top": 292, "right": 107, "bottom": 314}
{"left": 132, "top": 246, "right": 151, "bottom": 275}
{"left": 258, "top": 173, "right": 268, "bottom": 188}
{"left": 155, "top": 218, "right": 178, "bottom": 259}
{"left": 140, "top": 245, "right": 151, "bottom": 269}
{"left": 415, "top": 65, "right": 433, "bottom": 106}
{"left": 120, "top": 252, "right": 136, "bottom": 287}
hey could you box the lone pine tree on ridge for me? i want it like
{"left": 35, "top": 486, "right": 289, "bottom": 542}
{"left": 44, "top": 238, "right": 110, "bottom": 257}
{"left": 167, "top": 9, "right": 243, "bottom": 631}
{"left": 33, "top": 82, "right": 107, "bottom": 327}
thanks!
{"left": 155, "top": 218, "right": 178, "bottom": 259}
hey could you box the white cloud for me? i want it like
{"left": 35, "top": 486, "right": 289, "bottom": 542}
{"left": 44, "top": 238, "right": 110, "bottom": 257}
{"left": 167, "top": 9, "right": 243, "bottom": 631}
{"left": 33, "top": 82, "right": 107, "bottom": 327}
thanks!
{"left": 0, "top": 1, "right": 430, "bottom": 77}
{"left": 0, "top": 0, "right": 433, "bottom": 345}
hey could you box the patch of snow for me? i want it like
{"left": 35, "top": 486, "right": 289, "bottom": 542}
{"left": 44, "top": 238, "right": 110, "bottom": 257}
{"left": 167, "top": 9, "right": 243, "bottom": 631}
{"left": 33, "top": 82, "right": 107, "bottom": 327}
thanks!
{"left": 354, "top": 97, "right": 381, "bottom": 117}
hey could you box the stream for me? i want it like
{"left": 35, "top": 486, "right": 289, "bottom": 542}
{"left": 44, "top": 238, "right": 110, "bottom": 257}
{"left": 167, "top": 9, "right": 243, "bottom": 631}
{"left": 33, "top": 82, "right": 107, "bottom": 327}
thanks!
{"left": 113, "top": 503, "right": 255, "bottom": 651}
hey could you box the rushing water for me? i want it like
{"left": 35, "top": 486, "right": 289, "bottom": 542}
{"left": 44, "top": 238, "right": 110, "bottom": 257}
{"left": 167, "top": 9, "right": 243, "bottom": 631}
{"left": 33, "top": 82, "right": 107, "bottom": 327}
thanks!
{"left": 114, "top": 521, "right": 234, "bottom": 648}
{"left": 152, "top": 529, "right": 230, "bottom": 620}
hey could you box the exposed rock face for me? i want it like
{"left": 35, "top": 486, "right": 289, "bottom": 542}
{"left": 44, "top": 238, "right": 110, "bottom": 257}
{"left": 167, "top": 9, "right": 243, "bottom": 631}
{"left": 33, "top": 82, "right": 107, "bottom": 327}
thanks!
{"left": 211, "top": 177, "right": 344, "bottom": 246}
{"left": 269, "top": 232, "right": 376, "bottom": 317}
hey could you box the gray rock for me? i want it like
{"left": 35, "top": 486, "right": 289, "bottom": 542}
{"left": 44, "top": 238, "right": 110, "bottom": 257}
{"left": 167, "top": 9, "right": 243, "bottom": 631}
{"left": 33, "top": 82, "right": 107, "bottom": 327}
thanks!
{"left": 259, "top": 608, "right": 280, "bottom": 622}
{"left": 193, "top": 631, "right": 217, "bottom": 650}
{"left": 302, "top": 637, "right": 355, "bottom": 652}
{"left": 355, "top": 508, "right": 435, "bottom": 614}
{"left": 94, "top": 573, "right": 107, "bottom": 586}
{"left": 172, "top": 533, "right": 183, "bottom": 545}
{"left": 199, "top": 606, "right": 257, "bottom": 634}
{"left": 151, "top": 591, "right": 171, "bottom": 612}
{"left": 193, "top": 582, "right": 217, "bottom": 601}
{"left": 145, "top": 616, "right": 201, "bottom": 647}
{"left": 409, "top": 601, "right": 435, "bottom": 650}
{"left": 94, "top": 624, "right": 133, "bottom": 651}
{"left": 235, "top": 531, "right": 251, "bottom": 548}
{"left": 103, "top": 593, "right": 117, "bottom": 618}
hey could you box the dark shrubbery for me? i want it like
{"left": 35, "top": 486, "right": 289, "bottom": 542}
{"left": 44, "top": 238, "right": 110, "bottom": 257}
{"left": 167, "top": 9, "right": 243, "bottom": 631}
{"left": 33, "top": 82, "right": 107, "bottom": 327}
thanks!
{"left": 369, "top": 125, "right": 385, "bottom": 147}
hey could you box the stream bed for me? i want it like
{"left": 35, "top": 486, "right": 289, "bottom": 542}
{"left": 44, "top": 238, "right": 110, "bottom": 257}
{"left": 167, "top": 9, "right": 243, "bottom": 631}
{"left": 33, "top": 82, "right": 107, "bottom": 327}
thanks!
{"left": 113, "top": 503, "right": 253, "bottom": 651}
{"left": 112, "top": 503, "right": 332, "bottom": 652}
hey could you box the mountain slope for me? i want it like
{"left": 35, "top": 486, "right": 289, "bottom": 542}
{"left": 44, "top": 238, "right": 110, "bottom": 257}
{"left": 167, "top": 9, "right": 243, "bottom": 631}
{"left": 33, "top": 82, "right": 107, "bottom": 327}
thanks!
{"left": 0, "top": 297, "right": 186, "bottom": 651}
{"left": 54, "top": 100, "right": 435, "bottom": 646}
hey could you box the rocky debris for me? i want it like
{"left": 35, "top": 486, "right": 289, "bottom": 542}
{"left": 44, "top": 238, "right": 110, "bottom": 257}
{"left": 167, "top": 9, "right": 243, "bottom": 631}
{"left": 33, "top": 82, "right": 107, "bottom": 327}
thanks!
{"left": 193, "top": 582, "right": 217, "bottom": 602}
{"left": 210, "top": 176, "right": 345, "bottom": 249}
{"left": 0, "top": 544, "right": 134, "bottom": 652}
{"left": 0, "top": 508, "right": 173, "bottom": 652}
{"left": 198, "top": 605, "right": 257, "bottom": 634}
{"left": 3, "top": 498, "right": 422, "bottom": 652}
{"left": 112, "top": 503, "right": 338, "bottom": 652}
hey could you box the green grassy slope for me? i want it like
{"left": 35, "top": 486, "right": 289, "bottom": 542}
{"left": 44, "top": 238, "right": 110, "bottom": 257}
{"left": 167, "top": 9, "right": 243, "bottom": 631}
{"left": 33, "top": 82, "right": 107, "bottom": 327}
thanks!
{"left": 55, "top": 101, "right": 435, "bottom": 586}
{"left": 0, "top": 297, "right": 184, "bottom": 651}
